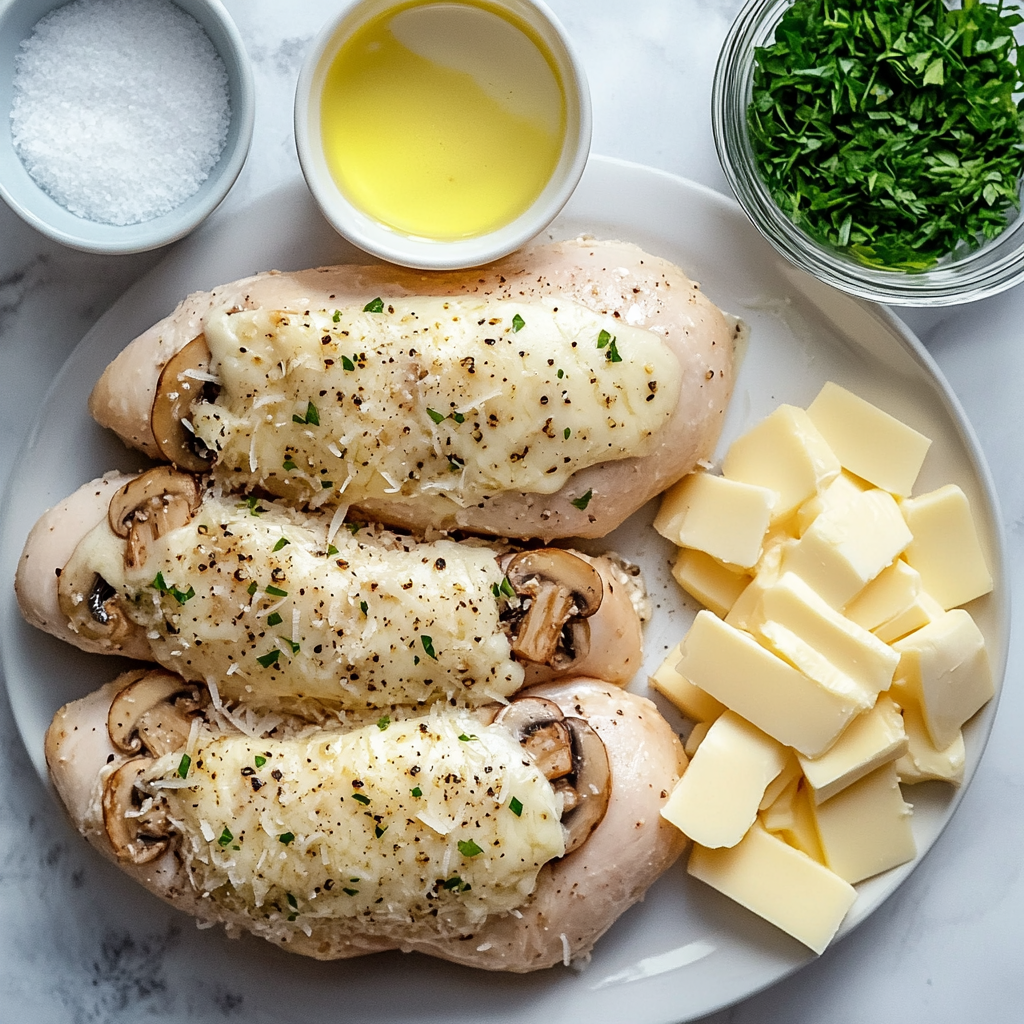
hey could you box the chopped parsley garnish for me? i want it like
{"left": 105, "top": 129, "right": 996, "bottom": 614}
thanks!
{"left": 176, "top": 753, "right": 191, "bottom": 779}
{"left": 266, "top": 611, "right": 283, "bottom": 627}
{"left": 377, "top": 715, "right": 391, "bottom": 731}
{"left": 352, "top": 792, "right": 371, "bottom": 805}
{"left": 597, "top": 329, "right": 622, "bottom": 363}
{"left": 509, "top": 796, "right": 523, "bottom": 817}
{"left": 327, "top": 544, "right": 339, "bottom": 556}
{"left": 347, "top": 522, "right": 363, "bottom": 534}
{"left": 557, "top": 368, "right": 564, "bottom": 379}
{"left": 343, "top": 887, "right": 359, "bottom": 896}
{"left": 321, "top": 480, "right": 334, "bottom": 489}
{"left": 512, "top": 312, "right": 526, "bottom": 332}
{"left": 421, "top": 635, "right": 437, "bottom": 659}
{"left": 255, "top": 755, "right": 267, "bottom": 768}
{"left": 443, "top": 876, "right": 471, "bottom": 892}
{"left": 748, "top": 0, "right": 1024, "bottom": 270}
{"left": 266, "top": 585, "right": 288, "bottom": 597}
{"left": 217, "top": 827, "right": 233, "bottom": 847}
{"left": 282, "top": 638, "right": 300, "bottom": 654}
{"left": 426, "top": 407, "right": 446, "bottom": 424}
{"left": 151, "top": 572, "right": 195, "bottom": 605}
{"left": 332, "top": 310, "right": 341, "bottom": 323}
{"left": 571, "top": 489, "right": 593, "bottom": 510}
{"left": 451, "top": 410, "right": 465, "bottom": 424}
{"left": 458, "top": 838, "right": 483, "bottom": 858}
{"left": 363, "top": 297, "right": 385, "bottom": 313}
{"left": 273, "top": 537, "right": 290, "bottom": 552}
{"left": 564, "top": 427, "right": 571, "bottom": 440}
{"left": 247, "top": 581, "right": 258, "bottom": 596}
{"left": 458, "top": 733, "right": 477, "bottom": 742}
{"left": 286, "top": 892, "right": 298, "bottom": 910}
{"left": 283, "top": 458, "right": 297, "bottom": 471}
{"left": 411, "top": 786, "right": 423, "bottom": 798}
{"left": 374, "top": 823, "right": 388, "bottom": 838}
{"left": 293, "top": 401, "right": 320, "bottom": 426}
{"left": 257, "top": 650, "right": 280, "bottom": 668}
{"left": 341, "top": 355, "right": 355, "bottom": 371}
{"left": 240, "top": 495, "right": 263, "bottom": 516}
{"left": 360, "top": 600, "right": 368, "bottom": 615}
{"left": 279, "top": 832, "right": 295, "bottom": 845}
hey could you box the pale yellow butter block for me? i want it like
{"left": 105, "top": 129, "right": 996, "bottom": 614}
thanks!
{"left": 722, "top": 405, "right": 841, "bottom": 520}
{"left": 900, "top": 484, "right": 993, "bottom": 609}
{"left": 753, "top": 521, "right": 799, "bottom": 578}
{"left": 688, "top": 823, "right": 857, "bottom": 955}
{"left": 761, "top": 776, "right": 826, "bottom": 863}
{"left": 873, "top": 591, "right": 945, "bottom": 645}
{"left": 661, "top": 710, "right": 789, "bottom": 848}
{"left": 798, "top": 695, "right": 908, "bottom": 803}
{"left": 890, "top": 609, "right": 993, "bottom": 749}
{"left": 781, "top": 487, "right": 912, "bottom": 609}
{"left": 760, "top": 753, "right": 802, "bottom": 811}
{"left": 653, "top": 471, "right": 776, "bottom": 569}
{"left": 650, "top": 640, "right": 726, "bottom": 723}
{"left": 845, "top": 559, "right": 922, "bottom": 632}
{"left": 810, "top": 763, "right": 916, "bottom": 884}
{"left": 671, "top": 547, "right": 750, "bottom": 618}
{"left": 755, "top": 573, "right": 900, "bottom": 697}
{"left": 795, "top": 470, "right": 870, "bottom": 536}
{"left": 684, "top": 720, "right": 713, "bottom": 758}
{"left": 895, "top": 702, "right": 965, "bottom": 786}
{"left": 806, "top": 381, "right": 932, "bottom": 497}
{"left": 675, "top": 610, "right": 869, "bottom": 757}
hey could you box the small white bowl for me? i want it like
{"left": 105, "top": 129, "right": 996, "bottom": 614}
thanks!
{"left": 0, "top": 0, "right": 254, "bottom": 255}
{"left": 294, "top": 0, "right": 592, "bottom": 270}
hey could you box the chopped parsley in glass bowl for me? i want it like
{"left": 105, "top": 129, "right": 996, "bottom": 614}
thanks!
{"left": 713, "top": 0, "right": 1024, "bottom": 304}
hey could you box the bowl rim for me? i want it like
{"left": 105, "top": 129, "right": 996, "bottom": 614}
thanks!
{"left": 0, "top": 0, "right": 255, "bottom": 255}
{"left": 711, "top": 0, "right": 1024, "bottom": 306}
{"left": 293, "top": 0, "right": 593, "bottom": 270}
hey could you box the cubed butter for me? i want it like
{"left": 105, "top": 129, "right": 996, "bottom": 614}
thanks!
{"left": 845, "top": 559, "right": 922, "bottom": 632}
{"left": 806, "top": 381, "right": 932, "bottom": 497}
{"left": 675, "top": 611, "right": 871, "bottom": 757}
{"left": 684, "top": 720, "right": 713, "bottom": 758}
{"left": 873, "top": 590, "right": 945, "bottom": 645}
{"left": 650, "top": 641, "right": 726, "bottom": 722}
{"left": 809, "top": 762, "right": 916, "bottom": 884}
{"left": 890, "top": 609, "right": 993, "bottom": 749}
{"left": 671, "top": 547, "right": 750, "bottom": 618}
{"left": 661, "top": 711, "right": 788, "bottom": 848}
{"left": 760, "top": 753, "right": 802, "bottom": 811}
{"left": 760, "top": 776, "right": 826, "bottom": 863}
{"left": 795, "top": 471, "right": 870, "bottom": 536}
{"left": 781, "top": 487, "right": 912, "bottom": 609}
{"left": 900, "top": 484, "right": 993, "bottom": 609}
{"left": 754, "top": 572, "right": 900, "bottom": 698}
{"left": 798, "top": 695, "right": 908, "bottom": 803}
{"left": 653, "top": 471, "right": 776, "bottom": 569}
{"left": 895, "top": 702, "right": 966, "bottom": 787}
{"left": 722, "top": 405, "right": 841, "bottom": 520}
{"left": 688, "top": 823, "right": 857, "bottom": 955}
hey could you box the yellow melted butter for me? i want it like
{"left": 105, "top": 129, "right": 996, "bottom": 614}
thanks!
{"left": 320, "top": 1, "right": 566, "bottom": 239}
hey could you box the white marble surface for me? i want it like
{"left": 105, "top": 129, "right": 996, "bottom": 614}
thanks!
{"left": 0, "top": 1, "right": 1021, "bottom": 1021}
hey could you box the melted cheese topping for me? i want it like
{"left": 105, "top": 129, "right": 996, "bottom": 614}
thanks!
{"left": 189, "top": 297, "right": 680, "bottom": 509}
{"left": 144, "top": 709, "right": 564, "bottom": 933}
{"left": 65, "top": 496, "right": 521, "bottom": 708}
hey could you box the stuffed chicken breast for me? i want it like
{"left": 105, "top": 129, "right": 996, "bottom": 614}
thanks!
{"left": 45, "top": 672, "right": 687, "bottom": 971}
{"left": 17, "top": 469, "right": 645, "bottom": 711}
{"left": 89, "top": 238, "right": 735, "bottom": 540}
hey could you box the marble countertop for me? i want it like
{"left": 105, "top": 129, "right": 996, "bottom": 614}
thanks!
{"left": 1, "top": 1, "right": 1021, "bottom": 1021}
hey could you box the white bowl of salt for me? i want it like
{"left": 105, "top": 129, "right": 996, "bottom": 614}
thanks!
{"left": 0, "top": 0, "right": 254, "bottom": 254}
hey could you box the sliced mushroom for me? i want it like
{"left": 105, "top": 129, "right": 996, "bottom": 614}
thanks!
{"left": 102, "top": 757, "right": 174, "bottom": 865}
{"left": 107, "top": 669, "right": 196, "bottom": 757}
{"left": 495, "top": 695, "right": 611, "bottom": 856}
{"left": 57, "top": 571, "right": 134, "bottom": 644}
{"left": 107, "top": 467, "right": 201, "bottom": 569}
{"left": 501, "top": 549, "right": 603, "bottom": 668}
{"left": 152, "top": 335, "right": 216, "bottom": 471}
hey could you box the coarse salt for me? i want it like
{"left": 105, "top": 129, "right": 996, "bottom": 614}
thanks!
{"left": 10, "top": 0, "right": 231, "bottom": 226}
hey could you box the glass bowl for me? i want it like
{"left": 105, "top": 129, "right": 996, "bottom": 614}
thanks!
{"left": 712, "top": 0, "right": 1024, "bottom": 306}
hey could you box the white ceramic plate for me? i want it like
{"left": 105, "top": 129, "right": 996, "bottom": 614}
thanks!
{"left": 0, "top": 156, "right": 1007, "bottom": 1023}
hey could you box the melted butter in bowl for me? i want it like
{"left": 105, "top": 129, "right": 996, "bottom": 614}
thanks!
{"left": 295, "top": 0, "right": 591, "bottom": 269}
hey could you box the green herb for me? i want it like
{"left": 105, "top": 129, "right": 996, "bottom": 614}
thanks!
{"left": 377, "top": 715, "right": 391, "bottom": 731}
{"left": 491, "top": 576, "right": 516, "bottom": 600}
{"left": 363, "top": 297, "right": 385, "bottom": 313}
{"left": 458, "top": 838, "right": 483, "bottom": 858}
{"left": 266, "top": 584, "right": 288, "bottom": 597}
{"left": 217, "top": 827, "right": 233, "bottom": 847}
{"left": 292, "top": 401, "right": 320, "bottom": 426}
{"left": 597, "top": 329, "right": 621, "bottom": 362}
{"left": 748, "top": 0, "right": 1024, "bottom": 270}
{"left": 283, "top": 638, "right": 300, "bottom": 654}
{"left": 267, "top": 611, "right": 283, "bottom": 627}
{"left": 332, "top": 309, "right": 342, "bottom": 322}
{"left": 343, "top": 887, "right": 359, "bottom": 896}
{"left": 286, "top": 892, "right": 298, "bottom": 910}
{"left": 571, "top": 489, "right": 593, "bottom": 510}
{"left": 341, "top": 355, "right": 355, "bottom": 371}
{"left": 411, "top": 786, "right": 423, "bottom": 797}
{"left": 451, "top": 410, "right": 465, "bottom": 424}
{"left": 557, "top": 368, "right": 564, "bottom": 379}
{"left": 458, "top": 733, "right": 477, "bottom": 742}
{"left": 375, "top": 823, "right": 388, "bottom": 838}
{"left": 327, "top": 544, "right": 339, "bottom": 556}
{"left": 509, "top": 796, "right": 523, "bottom": 817}
{"left": 247, "top": 581, "right": 258, "bottom": 596}
{"left": 257, "top": 650, "right": 280, "bottom": 668}
{"left": 352, "top": 792, "right": 371, "bottom": 805}
{"left": 151, "top": 572, "right": 195, "bottom": 605}
{"left": 177, "top": 753, "right": 191, "bottom": 779}
{"left": 564, "top": 427, "right": 571, "bottom": 440}
{"left": 360, "top": 600, "right": 368, "bottom": 615}
{"left": 255, "top": 755, "right": 267, "bottom": 768}
{"left": 321, "top": 479, "right": 334, "bottom": 489}
{"left": 427, "top": 407, "right": 445, "bottom": 424}
{"left": 512, "top": 312, "right": 526, "bottom": 332}
{"left": 421, "top": 635, "right": 437, "bottom": 659}
{"left": 273, "top": 537, "right": 290, "bottom": 552}
{"left": 443, "top": 876, "right": 471, "bottom": 892}
{"left": 240, "top": 495, "right": 263, "bottom": 516}
{"left": 347, "top": 522, "right": 363, "bottom": 534}
{"left": 279, "top": 832, "right": 295, "bottom": 845}
{"left": 283, "top": 459, "right": 297, "bottom": 471}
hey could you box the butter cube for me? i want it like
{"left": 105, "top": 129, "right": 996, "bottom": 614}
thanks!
{"left": 755, "top": 573, "right": 899, "bottom": 698}
{"left": 675, "top": 611, "right": 871, "bottom": 757}
{"left": 895, "top": 702, "right": 965, "bottom": 787}
{"left": 798, "top": 696, "right": 908, "bottom": 803}
{"left": 759, "top": 753, "right": 802, "bottom": 811}
{"left": 760, "top": 776, "right": 826, "bottom": 863}
{"left": 873, "top": 590, "right": 945, "bottom": 645}
{"left": 795, "top": 471, "right": 870, "bottom": 536}
{"left": 653, "top": 472, "right": 776, "bottom": 569}
{"left": 684, "top": 720, "right": 713, "bottom": 757}
{"left": 722, "top": 405, "right": 841, "bottom": 520}
{"left": 688, "top": 823, "right": 857, "bottom": 955}
{"left": 671, "top": 547, "right": 750, "bottom": 617}
{"left": 890, "top": 610, "right": 993, "bottom": 749}
{"left": 901, "top": 484, "right": 993, "bottom": 609}
{"left": 806, "top": 381, "right": 932, "bottom": 497}
{"left": 661, "top": 711, "right": 788, "bottom": 848}
{"left": 781, "top": 487, "right": 912, "bottom": 608}
{"left": 650, "top": 641, "right": 726, "bottom": 722}
{"left": 845, "top": 559, "right": 922, "bottom": 632}
{"left": 810, "top": 763, "right": 916, "bottom": 884}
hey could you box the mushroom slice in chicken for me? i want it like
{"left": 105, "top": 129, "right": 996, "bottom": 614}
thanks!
{"left": 107, "top": 668, "right": 199, "bottom": 757}
{"left": 503, "top": 549, "right": 603, "bottom": 668}
{"left": 102, "top": 756, "right": 175, "bottom": 865}
{"left": 151, "top": 334, "right": 215, "bottom": 471}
